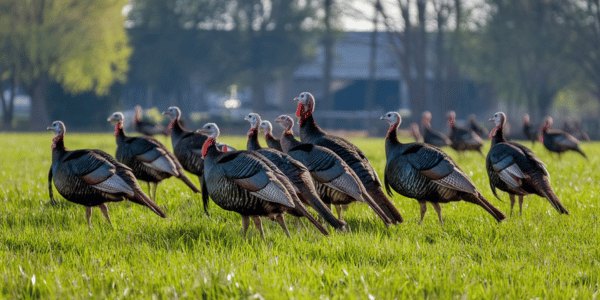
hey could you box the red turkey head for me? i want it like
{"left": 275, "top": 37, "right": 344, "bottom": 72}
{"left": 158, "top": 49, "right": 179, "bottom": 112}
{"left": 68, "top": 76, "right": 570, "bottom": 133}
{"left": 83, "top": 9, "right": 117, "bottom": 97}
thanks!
{"left": 294, "top": 92, "right": 315, "bottom": 121}
{"left": 275, "top": 115, "right": 294, "bottom": 134}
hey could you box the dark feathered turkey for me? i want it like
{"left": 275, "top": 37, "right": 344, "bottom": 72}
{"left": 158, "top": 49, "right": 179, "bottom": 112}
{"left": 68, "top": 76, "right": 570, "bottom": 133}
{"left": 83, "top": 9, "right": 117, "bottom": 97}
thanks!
{"left": 134, "top": 105, "right": 168, "bottom": 136}
{"left": 47, "top": 121, "right": 166, "bottom": 227}
{"left": 487, "top": 112, "right": 569, "bottom": 215}
{"left": 421, "top": 111, "right": 451, "bottom": 147}
{"left": 259, "top": 120, "right": 283, "bottom": 151}
{"left": 199, "top": 123, "right": 328, "bottom": 238}
{"left": 245, "top": 113, "right": 345, "bottom": 231}
{"left": 541, "top": 116, "right": 587, "bottom": 159}
{"left": 294, "top": 92, "right": 403, "bottom": 224}
{"left": 381, "top": 112, "right": 505, "bottom": 224}
{"left": 469, "top": 115, "right": 488, "bottom": 140}
{"left": 163, "top": 106, "right": 234, "bottom": 191}
{"left": 275, "top": 115, "right": 392, "bottom": 226}
{"left": 522, "top": 114, "right": 538, "bottom": 146}
{"left": 107, "top": 112, "right": 200, "bottom": 201}
{"left": 447, "top": 111, "right": 484, "bottom": 155}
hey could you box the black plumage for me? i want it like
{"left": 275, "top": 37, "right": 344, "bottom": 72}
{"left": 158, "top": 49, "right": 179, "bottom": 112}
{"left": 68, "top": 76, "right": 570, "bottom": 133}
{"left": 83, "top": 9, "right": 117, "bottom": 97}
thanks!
{"left": 199, "top": 123, "right": 328, "bottom": 238}
{"left": 522, "top": 114, "right": 538, "bottom": 146}
{"left": 108, "top": 112, "right": 200, "bottom": 201}
{"left": 380, "top": 112, "right": 505, "bottom": 224}
{"left": 447, "top": 111, "right": 484, "bottom": 155}
{"left": 294, "top": 92, "right": 403, "bottom": 224}
{"left": 469, "top": 114, "right": 488, "bottom": 139}
{"left": 421, "top": 111, "right": 451, "bottom": 147}
{"left": 259, "top": 120, "right": 283, "bottom": 151}
{"left": 541, "top": 116, "right": 587, "bottom": 159}
{"left": 487, "top": 112, "right": 569, "bottom": 215}
{"left": 245, "top": 113, "right": 345, "bottom": 230}
{"left": 275, "top": 115, "right": 391, "bottom": 225}
{"left": 47, "top": 121, "right": 166, "bottom": 227}
{"left": 134, "top": 105, "right": 168, "bottom": 136}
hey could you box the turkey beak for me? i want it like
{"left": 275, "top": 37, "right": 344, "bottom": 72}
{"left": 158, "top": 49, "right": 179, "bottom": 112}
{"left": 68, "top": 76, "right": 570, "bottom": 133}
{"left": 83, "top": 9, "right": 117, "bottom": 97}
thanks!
{"left": 161, "top": 111, "right": 169, "bottom": 116}
{"left": 293, "top": 97, "right": 299, "bottom": 102}
{"left": 488, "top": 117, "right": 494, "bottom": 122}
{"left": 379, "top": 115, "right": 385, "bottom": 120}
{"left": 46, "top": 126, "right": 53, "bottom": 131}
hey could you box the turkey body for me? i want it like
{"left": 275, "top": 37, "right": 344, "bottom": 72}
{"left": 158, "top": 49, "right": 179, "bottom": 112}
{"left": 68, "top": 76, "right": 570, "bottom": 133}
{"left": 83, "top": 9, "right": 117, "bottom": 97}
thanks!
{"left": 48, "top": 122, "right": 166, "bottom": 225}
{"left": 246, "top": 126, "right": 345, "bottom": 230}
{"left": 488, "top": 112, "right": 569, "bottom": 215}
{"left": 295, "top": 92, "right": 403, "bottom": 224}
{"left": 382, "top": 112, "right": 505, "bottom": 224}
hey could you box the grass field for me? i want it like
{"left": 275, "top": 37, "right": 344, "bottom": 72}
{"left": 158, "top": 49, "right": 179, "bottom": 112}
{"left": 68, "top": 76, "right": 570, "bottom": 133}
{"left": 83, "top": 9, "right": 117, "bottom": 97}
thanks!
{"left": 0, "top": 132, "right": 598, "bottom": 299}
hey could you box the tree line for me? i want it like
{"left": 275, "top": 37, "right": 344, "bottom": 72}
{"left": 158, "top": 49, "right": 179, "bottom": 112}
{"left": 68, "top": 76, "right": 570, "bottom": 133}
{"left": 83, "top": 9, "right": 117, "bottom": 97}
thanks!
{"left": 0, "top": 0, "right": 599, "bottom": 130}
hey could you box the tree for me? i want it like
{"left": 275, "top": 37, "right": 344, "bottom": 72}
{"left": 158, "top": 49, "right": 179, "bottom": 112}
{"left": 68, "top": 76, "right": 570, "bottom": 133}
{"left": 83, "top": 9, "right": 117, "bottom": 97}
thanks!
{"left": 0, "top": 0, "right": 130, "bottom": 129}
{"left": 470, "top": 0, "right": 574, "bottom": 119}
{"left": 227, "top": 0, "right": 320, "bottom": 111}
{"left": 376, "top": 0, "right": 466, "bottom": 117}
{"left": 560, "top": 0, "right": 600, "bottom": 103}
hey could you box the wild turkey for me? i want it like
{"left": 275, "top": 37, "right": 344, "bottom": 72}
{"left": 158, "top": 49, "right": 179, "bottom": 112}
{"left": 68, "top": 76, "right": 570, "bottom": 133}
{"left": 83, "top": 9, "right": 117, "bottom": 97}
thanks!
{"left": 244, "top": 113, "right": 345, "bottom": 230}
{"left": 562, "top": 119, "right": 590, "bottom": 142}
{"left": 294, "top": 92, "right": 403, "bottom": 224}
{"left": 487, "top": 112, "right": 569, "bottom": 215}
{"left": 47, "top": 121, "right": 166, "bottom": 227}
{"left": 447, "top": 110, "right": 484, "bottom": 155}
{"left": 469, "top": 114, "right": 488, "bottom": 139}
{"left": 198, "top": 122, "right": 328, "bottom": 238}
{"left": 410, "top": 122, "right": 423, "bottom": 143}
{"left": 259, "top": 120, "right": 283, "bottom": 151}
{"left": 541, "top": 116, "right": 587, "bottom": 159}
{"left": 134, "top": 105, "right": 168, "bottom": 136}
{"left": 107, "top": 112, "right": 200, "bottom": 201}
{"left": 274, "top": 115, "right": 392, "bottom": 225}
{"left": 421, "top": 111, "right": 451, "bottom": 147}
{"left": 380, "top": 112, "right": 505, "bottom": 224}
{"left": 162, "top": 106, "right": 234, "bottom": 191}
{"left": 522, "top": 114, "right": 538, "bottom": 146}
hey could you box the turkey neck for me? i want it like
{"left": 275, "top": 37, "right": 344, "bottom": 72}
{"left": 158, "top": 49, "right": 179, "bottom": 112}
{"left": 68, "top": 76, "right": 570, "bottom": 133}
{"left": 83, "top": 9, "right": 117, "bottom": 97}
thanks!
{"left": 51, "top": 134, "right": 66, "bottom": 162}
{"left": 247, "top": 127, "right": 261, "bottom": 150}
{"left": 114, "top": 123, "right": 126, "bottom": 143}
{"left": 280, "top": 131, "right": 302, "bottom": 152}
{"left": 169, "top": 117, "right": 186, "bottom": 144}
{"left": 491, "top": 125, "right": 506, "bottom": 145}
{"left": 202, "top": 138, "right": 220, "bottom": 161}
{"left": 299, "top": 114, "right": 325, "bottom": 141}
{"left": 385, "top": 121, "right": 402, "bottom": 152}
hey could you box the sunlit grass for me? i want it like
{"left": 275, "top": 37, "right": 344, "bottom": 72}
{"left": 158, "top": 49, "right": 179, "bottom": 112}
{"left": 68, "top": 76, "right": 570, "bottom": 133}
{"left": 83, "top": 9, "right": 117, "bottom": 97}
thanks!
{"left": 0, "top": 132, "right": 598, "bottom": 298}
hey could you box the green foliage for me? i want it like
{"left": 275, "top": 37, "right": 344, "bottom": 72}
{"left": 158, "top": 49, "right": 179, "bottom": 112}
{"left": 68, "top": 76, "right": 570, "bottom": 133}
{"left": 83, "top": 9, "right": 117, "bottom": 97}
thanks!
{"left": 1, "top": 133, "right": 598, "bottom": 298}
{"left": 0, "top": 0, "right": 131, "bottom": 95}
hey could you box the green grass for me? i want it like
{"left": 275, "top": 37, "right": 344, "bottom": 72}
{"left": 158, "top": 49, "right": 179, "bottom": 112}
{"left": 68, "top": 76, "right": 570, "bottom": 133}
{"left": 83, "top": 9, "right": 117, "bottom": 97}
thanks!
{"left": 0, "top": 132, "right": 598, "bottom": 299}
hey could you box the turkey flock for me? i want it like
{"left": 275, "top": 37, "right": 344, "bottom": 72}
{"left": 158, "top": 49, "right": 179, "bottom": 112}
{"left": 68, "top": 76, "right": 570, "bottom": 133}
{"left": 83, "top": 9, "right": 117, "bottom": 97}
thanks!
{"left": 47, "top": 92, "right": 587, "bottom": 238}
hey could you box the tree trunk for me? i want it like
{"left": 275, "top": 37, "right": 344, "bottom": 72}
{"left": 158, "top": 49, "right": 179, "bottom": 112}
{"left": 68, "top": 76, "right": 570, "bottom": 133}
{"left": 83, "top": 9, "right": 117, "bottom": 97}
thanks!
{"left": 322, "top": 0, "right": 334, "bottom": 128}
{"left": 28, "top": 76, "right": 50, "bottom": 130}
